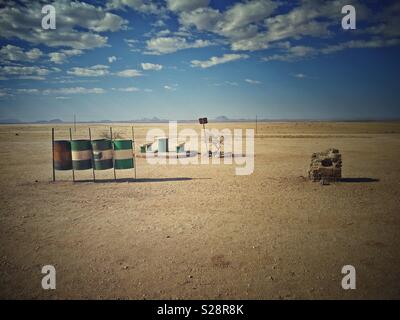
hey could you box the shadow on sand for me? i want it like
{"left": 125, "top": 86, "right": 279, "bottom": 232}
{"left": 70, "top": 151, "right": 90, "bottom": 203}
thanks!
{"left": 71, "top": 177, "right": 210, "bottom": 183}
{"left": 340, "top": 177, "right": 379, "bottom": 183}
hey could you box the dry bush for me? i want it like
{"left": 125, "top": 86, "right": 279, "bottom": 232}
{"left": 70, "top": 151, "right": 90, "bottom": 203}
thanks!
{"left": 99, "top": 130, "right": 124, "bottom": 140}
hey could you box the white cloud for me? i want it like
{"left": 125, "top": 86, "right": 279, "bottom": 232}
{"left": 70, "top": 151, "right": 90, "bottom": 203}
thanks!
{"left": 0, "top": 65, "right": 57, "bottom": 80}
{"left": 124, "top": 39, "right": 141, "bottom": 52}
{"left": 141, "top": 63, "right": 163, "bottom": 71}
{"left": 321, "top": 38, "right": 400, "bottom": 54}
{"left": 27, "top": 49, "right": 42, "bottom": 60}
{"left": 177, "top": 0, "right": 378, "bottom": 53}
{"left": 213, "top": 81, "right": 239, "bottom": 87}
{"left": 5, "top": 86, "right": 105, "bottom": 95}
{"left": 107, "top": 0, "right": 164, "bottom": 15}
{"left": 191, "top": 53, "right": 249, "bottom": 68}
{"left": 222, "top": 0, "right": 277, "bottom": 33}
{"left": 179, "top": 0, "right": 277, "bottom": 49}
{"left": 164, "top": 84, "right": 178, "bottom": 91}
{"left": 43, "top": 87, "right": 106, "bottom": 95}
{"left": 67, "top": 65, "right": 110, "bottom": 77}
{"left": 5, "top": 86, "right": 106, "bottom": 96}
{"left": 230, "top": 33, "right": 270, "bottom": 51}
{"left": 0, "top": 88, "right": 12, "bottom": 97}
{"left": 51, "top": 76, "right": 99, "bottom": 84}
{"left": 364, "top": 3, "right": 400, "bottom": 38}
{"left": 108, "top": 56, "right": 117, "bottom": 63}
{"left": 67, "top": 67, "right": 142, "bottom": 78}
{"left": 115, "top": 69, "right": 142, "bottom": 77}
{"left": 249, "top": 0, "right": 369, "bottom": 51}
{"left": 124, "top": 39, "right": 139, "bottom": 48}
{"left": 0, "top": 1, "right": 127, "bottom": 50}
{"left": 146, "top": 36, "right": 212, "bottom": 54}
{"left": 17, "top": 76, "right": 47, "bottom": 81}
{"left": 167, "top": 0, "right": 210, "bottom": 12}
{"left": 152, "top": 20, "right": 166, "bottom": 28}
{"left": 49, "top": 49, "right": 83, "bottom": 64}
{"left": 293, "top": 73, "right": 307, "bottom": 79}
{"left": 0, "top": 45, "right": 43, "bottom": 62}
{"left": 179, "top": 7, "right": 221, "bottom": 32}
{"left": 263, "top": 45, "right": 316, "bottom": 62}
{"left": 156, "top": 29, "right": 171, "bottom": 36}
{"left": 16, "top": 89, "right": 40, "bottom": 94}
{"left": 112, "top": 87, "right": 140, "bottom": 92}
{"left": 263, "top": 38, "right": 400, "bottom": 63}
{"left": 245, "top": 79, "right": 261, "bottom": 84}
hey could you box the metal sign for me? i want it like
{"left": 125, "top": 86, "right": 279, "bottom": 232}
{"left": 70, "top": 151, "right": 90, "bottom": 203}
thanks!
{"left": 198, "top": 117, "right": 208, "bottom": 124}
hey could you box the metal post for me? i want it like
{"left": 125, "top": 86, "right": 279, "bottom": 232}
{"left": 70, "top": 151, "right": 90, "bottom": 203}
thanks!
{"left": 110, "top": 127, "right": 116, "bottom": 181}
{"left": 69, "top": 128, "right": 75, "bottom": 182}
{"left": 88, "top": 128, "right": 96, "bottom": 182}
{"left": 256, "top": 115, "right": 258, "bottom": 134}
{"left": 203, "top": 123, "right": 210, "bottom": 157}
{"left": 132, "top": 125, "right": 137, "bottom": 180}
{"left": 52, "top": 128, "right": 55, "bottom": 182}
{"left": 74, "top": 113, "right": 76, "bottom": 132}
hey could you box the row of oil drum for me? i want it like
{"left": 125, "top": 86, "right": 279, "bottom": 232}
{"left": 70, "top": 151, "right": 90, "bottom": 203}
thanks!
{"left": 54, "top": 139, "right": 134, "bottom": 171}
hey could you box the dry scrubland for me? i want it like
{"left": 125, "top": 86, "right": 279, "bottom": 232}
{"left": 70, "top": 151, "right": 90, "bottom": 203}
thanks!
{"left": 0, "top": 122, "right": 400, "bottom": 299}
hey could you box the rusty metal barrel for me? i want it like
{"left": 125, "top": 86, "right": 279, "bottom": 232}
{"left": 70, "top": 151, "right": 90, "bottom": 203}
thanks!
{"left": 71, "top": 139, "right": 92, "bottom": 170}
{"left": 54, "top": 140, "right": 72, "bottom": 170}
{"left": 91, "top": 139, "right": 113, "bottom": 170}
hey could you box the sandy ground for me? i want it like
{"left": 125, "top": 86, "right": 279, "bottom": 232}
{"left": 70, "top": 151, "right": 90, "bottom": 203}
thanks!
{"left": 0, "top": 121, "right": 400, "bottom": 299}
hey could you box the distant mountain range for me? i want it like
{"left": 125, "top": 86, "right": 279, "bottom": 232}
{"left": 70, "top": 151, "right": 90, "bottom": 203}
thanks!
{"left": 0, "top": 118, "right": 23, "bottom": 124}
{"left": 0, "top": 118, "right": 64, "bottom": 124}
{"left": 214, "top": 115, "right": 230, "bottom": 122}
{"left": 0, "top": 116, "right": 239, "bottom": 124}
{"left": 34, "top": 119, "right": 64, "bottom": 124}
{"left": 1, "top": 116, "right": 399, "bottom": 124}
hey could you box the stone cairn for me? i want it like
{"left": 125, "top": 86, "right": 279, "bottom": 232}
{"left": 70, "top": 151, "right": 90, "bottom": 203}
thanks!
{"left": 308, "top": 148, "right": 342, "bottom": 183}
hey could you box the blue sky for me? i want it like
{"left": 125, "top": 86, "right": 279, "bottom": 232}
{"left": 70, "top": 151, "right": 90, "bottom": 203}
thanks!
{"left": 0, "top": 0, "right": 399, "bottom": 121}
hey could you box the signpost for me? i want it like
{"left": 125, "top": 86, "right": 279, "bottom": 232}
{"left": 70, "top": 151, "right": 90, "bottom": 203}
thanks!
{"left": 198, "top": 117, "right": 210, "bottom": 157}
{"left": 52, "top": 128, "right": 55, "bottom": 182}
{"left": 69, "top": 128, "right": 75, "bottom": 182}
{"left": 88, "top": 127, "right": 96, "bottom": 182}
{"left": 132, "top": 125, "right": 137, "bottom": 180}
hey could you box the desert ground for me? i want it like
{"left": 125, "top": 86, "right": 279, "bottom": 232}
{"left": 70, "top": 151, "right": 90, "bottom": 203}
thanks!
{"left": 0, "top": 121, "right": 400, "bottom": 299}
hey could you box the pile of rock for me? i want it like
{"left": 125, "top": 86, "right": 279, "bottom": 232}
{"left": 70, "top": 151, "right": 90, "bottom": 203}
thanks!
{"left": 308, "top": 148, "right": 342, "bottom": 182}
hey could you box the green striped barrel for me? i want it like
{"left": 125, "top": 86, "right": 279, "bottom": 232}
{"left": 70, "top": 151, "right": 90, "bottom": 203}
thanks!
{"left": 54, "top": 140, "right": 72, "bottom": 170}
{"left": 71, "top": 140, "right": 92, "bottom": 170}
{"left": 92, "top": 139, "right": 113, "bottom": 170}
{"left": 113, "top": 140, "right": 134, "bottom": 169}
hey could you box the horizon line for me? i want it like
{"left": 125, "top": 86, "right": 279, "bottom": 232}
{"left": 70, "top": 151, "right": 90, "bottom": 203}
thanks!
{"left": 2, "top": 118, "right": 400, "bottom": 124}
